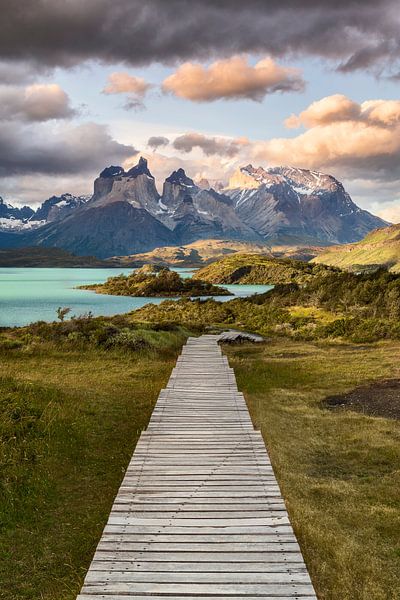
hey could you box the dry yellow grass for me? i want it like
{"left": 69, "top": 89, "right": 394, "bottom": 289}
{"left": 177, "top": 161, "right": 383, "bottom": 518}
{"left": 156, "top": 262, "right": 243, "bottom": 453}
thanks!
{"left": 0, "top": 345, "right": 179, "bottom": 600}
{"left": 226, "top": 339, "right": 400, "bottom": 600}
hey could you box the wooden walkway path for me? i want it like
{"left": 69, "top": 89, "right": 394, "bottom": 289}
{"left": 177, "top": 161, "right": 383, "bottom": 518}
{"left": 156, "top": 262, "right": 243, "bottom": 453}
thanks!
{"left": 77, "top": 335, "right": 317, "bottom": 599}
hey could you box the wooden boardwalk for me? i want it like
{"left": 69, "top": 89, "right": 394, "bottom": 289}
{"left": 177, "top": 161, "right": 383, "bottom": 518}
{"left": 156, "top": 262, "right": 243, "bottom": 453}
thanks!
{"left": 77, "top": 335, "right": 317, "bottom": 599}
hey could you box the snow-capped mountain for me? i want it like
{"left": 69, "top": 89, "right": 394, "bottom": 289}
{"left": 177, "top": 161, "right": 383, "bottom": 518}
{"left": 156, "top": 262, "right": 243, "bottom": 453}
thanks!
{"left": 226, "top": 165, "right": 385, "bottom": 244}
{"left": 0, "top": 193, "right": 89, "bottom": 232}
{"left": 0, "top": 196, "right": 36, "bottom": 231}
{"left": 0, "top": 158, "right": 387, "bottom": 257}
{"left": 32, "top": 193, "right": 90, "bottom": 223}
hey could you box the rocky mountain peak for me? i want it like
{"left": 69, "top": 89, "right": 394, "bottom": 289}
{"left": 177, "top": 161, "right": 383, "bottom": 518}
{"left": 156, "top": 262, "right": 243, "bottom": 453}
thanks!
{"left": 228, "top": 164, "right": 270, "bottom": 190}
{"left": 99, "top": 165, "right": 125, "bottom": 179}
{"left": 33, "top": 193, "right": 89, "bottom": 223}
{"left": 98, "top": 158, "right": 153, "bottom": 181}
{"left": 267, "top": 166, "right": 339, "bottom": 194}
{"left": 126, "top": 156, "right": 153, "bottom": 179}
{"left": 94, "top": 157, "right": 155, "bottom": 200}
{"left": 165, "top": 168, "right": 195, "bottom": 188}
{"left": 0, "top": 197, "right": 36, "bottom": 230}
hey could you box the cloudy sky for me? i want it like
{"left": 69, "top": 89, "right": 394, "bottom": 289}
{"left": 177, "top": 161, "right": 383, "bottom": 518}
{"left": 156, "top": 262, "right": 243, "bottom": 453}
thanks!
{"left": 1, "top": 0, "right": 400, "bottom": 221}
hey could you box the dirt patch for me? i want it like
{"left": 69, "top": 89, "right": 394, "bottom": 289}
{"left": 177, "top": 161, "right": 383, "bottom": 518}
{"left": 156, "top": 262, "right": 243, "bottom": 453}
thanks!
{"left": 324, "top": 379, "right": 400, "bottom": 420}
{"left": 274, "top": 352, "right": 311, "bottom": 358}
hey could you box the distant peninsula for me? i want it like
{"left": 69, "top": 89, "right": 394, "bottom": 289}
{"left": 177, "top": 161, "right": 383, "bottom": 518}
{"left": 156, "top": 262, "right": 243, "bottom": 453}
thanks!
{"left": 0, "top": 247, "right": 109, "bottom": 267}
{"left": 80, "top": 265, "right": 232, "bottom": 297}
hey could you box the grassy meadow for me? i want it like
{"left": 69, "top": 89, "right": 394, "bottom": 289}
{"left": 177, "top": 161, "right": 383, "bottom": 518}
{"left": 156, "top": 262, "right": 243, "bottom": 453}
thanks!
{"left": 0, "top": 323, "right": 186, "bottom": 600}
{"left": 226, "top": 339, "right": 400, "bottom": 600}
{"left": 0, "top": 302, "right": 399, "bottom": 599}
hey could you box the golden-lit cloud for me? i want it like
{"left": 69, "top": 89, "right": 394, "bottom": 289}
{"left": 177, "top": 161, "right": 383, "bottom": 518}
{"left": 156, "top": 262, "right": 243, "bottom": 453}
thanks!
{"left": 162, "top": 56, "right": 305, "bottom": 102}
{"left": 252, "top": 96, "right": 400, "bottom": 179}
{"left": 103, "top": 72, "right": 152, "bottom": 109}
{"left": 285, "top": 94, "right": 361, "bottom": 128}
{"left": 103, "top": 72, "right": 150, "bottom": 95}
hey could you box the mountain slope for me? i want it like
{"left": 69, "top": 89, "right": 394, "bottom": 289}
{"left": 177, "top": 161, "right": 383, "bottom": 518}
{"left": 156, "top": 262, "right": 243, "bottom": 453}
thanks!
{"left": 0, "top": 158, "right": 388, "bottom": 257}
{"left": 31, "top": 202, "right": 175, "bottom": 259}
{"left": 225, "top": 165, "right": 387, "bottom": 244}
{"left": 196, "top": 253, "right": 338, "bottom": 285}
{"left": 312, "top": 224, "right": 400, "bottom": 272}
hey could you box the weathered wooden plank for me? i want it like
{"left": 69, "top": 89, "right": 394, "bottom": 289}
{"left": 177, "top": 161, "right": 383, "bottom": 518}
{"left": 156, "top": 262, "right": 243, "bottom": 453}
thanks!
{"left": 81, "top": 582, "right": 316, "bottom": 595}
{"left": 76, "top": 336, "right": 316, "bottom": 599}
{"left": 103, "top": 523, "right": 292, "bottom": 533}
{"left": 88, "top": 560, "right": 307, "bottom": 572}
{"left": 95, "top": 541, "right": 300, "bottom": 553}
{"left": 84, "top": 571, "right": 311, "bottom": 584}
{"left": 92, "top": 550, "right": 307, "bottom": 563}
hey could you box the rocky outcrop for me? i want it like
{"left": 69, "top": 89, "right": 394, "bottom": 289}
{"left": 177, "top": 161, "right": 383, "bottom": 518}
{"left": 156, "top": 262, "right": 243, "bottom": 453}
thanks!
{"left": 0, "top": 158, "right": 388, "bottom": 257}
{"left": 225, "top": 165, "right": 387, "bottom": 244}
{"left": 32, "top": 193, "right": 89, "bottom": 223}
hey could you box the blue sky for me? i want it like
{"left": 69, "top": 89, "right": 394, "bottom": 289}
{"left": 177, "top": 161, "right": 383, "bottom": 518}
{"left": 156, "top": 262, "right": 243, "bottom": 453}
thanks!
{"left": 55, "top": 58, "right": 400, "bottom": 141}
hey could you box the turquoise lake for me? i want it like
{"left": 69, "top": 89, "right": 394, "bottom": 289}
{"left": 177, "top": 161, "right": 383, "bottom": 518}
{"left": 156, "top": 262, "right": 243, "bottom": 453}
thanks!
{"left": 0, "top": 268, "right": 273, "bottom": 327}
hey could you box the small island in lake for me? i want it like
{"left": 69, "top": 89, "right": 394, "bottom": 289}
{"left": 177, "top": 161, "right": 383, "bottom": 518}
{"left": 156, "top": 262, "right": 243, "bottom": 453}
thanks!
{"left": 80, "top": 265, "right": 232, "bottom": 297}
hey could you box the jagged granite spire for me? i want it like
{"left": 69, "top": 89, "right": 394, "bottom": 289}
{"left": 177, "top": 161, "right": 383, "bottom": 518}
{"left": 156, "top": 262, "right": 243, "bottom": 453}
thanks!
{"left": 126, "top": 156, "right": 153, "bottom": 178}
{"left": 165, "top": 168, "right": 195, "bottom": 187}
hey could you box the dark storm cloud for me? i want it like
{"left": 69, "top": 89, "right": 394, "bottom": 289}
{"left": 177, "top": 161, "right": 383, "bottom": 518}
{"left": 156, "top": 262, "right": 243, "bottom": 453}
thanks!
{"left": 0, "top": 121, "right": 137, "bottom": 177}
{"left": 147, "top": 136, "right": 170, "bottom": 151}
{"left": 0, "top": 60, "right": 49, "bottom": 84}
{"left": 173, "top": 133, "right": 247, "bottom": 157}
{"left": 0, "top": 1, "right": 398, "bottom": 74}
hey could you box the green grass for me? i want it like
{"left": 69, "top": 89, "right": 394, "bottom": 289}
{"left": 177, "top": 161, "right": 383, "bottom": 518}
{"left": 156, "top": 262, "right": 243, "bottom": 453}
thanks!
{"left": 195, "top": 253, "right": 337, "bottom": 284}
{"left": 81, "top": 265, "right": 230, "bottom": 297}
{"left": 2, "top": 313, "right": 400, "bottom": 599}
{"left": 313, "top": 224, "right": 400, "bottom": 273}
{"left": 226, "top": 338, "right": 400, "bottom": 600}
{"left": 132, "top": 267, "right": 400, "bottom": 343}
{"left": 0, "top": 335, "right": 184, "bottom": 600}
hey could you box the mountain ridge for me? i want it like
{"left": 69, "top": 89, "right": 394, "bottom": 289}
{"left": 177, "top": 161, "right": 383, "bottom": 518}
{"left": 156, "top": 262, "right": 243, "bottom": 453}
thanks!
{"left": 0, "top": 158, "right": 388, "bottom": 258}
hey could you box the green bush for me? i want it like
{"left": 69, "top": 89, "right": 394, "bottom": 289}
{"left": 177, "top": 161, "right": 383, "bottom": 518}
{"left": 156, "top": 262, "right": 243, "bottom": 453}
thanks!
{"left": 103, "top": 329, "right": 150, "bottom": 351}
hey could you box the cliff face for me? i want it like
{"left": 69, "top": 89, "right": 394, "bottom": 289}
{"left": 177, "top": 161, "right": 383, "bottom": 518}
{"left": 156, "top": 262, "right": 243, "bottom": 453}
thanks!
{"left": 30, "top": 202, "right": 175, "bottom": 259}
{"left": 225, "top": 165, "right": 387, "bottom": 244}
{"left": 0, "top": 158, "right": 388, "bottom": 257}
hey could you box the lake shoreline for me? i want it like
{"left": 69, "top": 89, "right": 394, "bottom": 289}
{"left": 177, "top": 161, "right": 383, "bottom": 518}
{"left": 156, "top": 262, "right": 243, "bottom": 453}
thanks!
{"left": 0, "top": 266, "right": 272, "bottom": 328}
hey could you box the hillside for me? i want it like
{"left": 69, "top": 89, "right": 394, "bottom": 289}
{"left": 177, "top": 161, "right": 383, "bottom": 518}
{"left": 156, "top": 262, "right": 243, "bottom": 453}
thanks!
{"left": 0, "top": 247, "right": 108, "bottom": 267}
{"left": 111, "top": 240, "right": 273, "bottom": 267}
{"left": 111, "top": 239, "right": 325, "bottom": 268}
{"left": 195, "top": 253, "right": 337, "bottom": 285}
{"left": 312, "top": 224, "right": 400, "bottom": 272}
{"left": 134, "top": 265, "right": 400, "bottom": 343}
{"left": 81, "top": 265, "right": 231, "bottom": 297}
